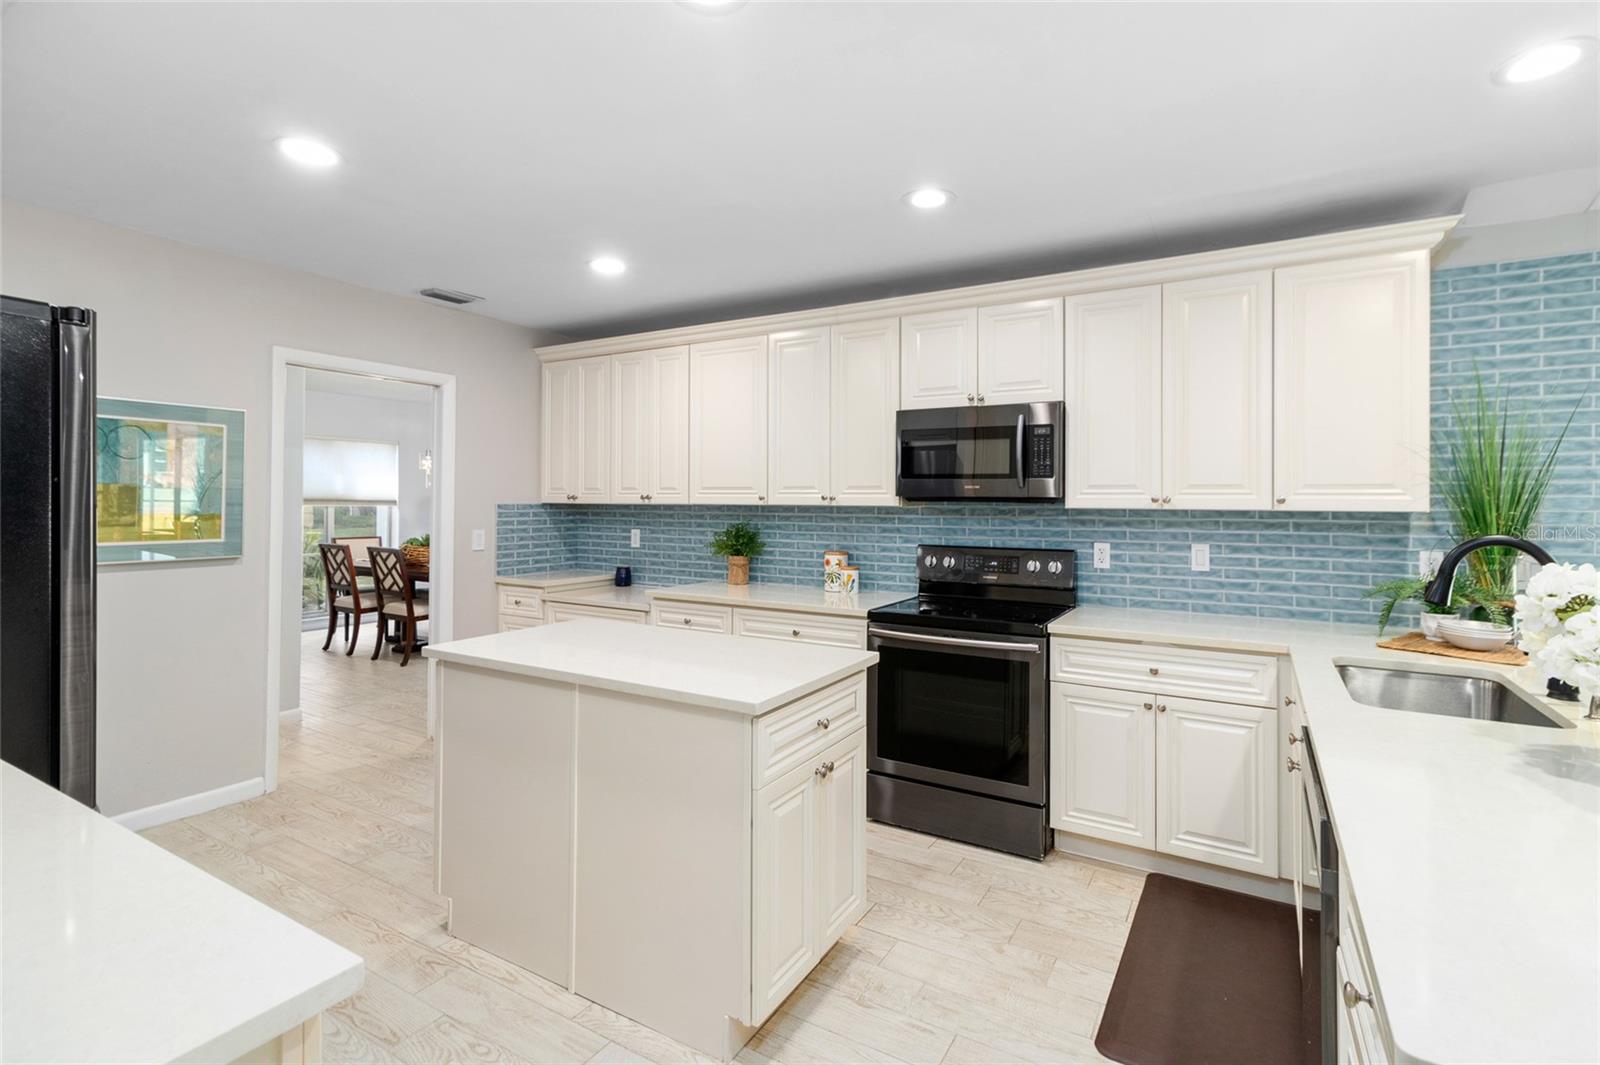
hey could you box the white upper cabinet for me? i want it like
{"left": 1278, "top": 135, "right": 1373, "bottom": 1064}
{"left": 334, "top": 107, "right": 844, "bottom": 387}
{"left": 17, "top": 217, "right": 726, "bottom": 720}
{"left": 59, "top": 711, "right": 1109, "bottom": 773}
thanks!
{"left": 1161, "top": 271, "right": 1273, "bottom": 509}
{"left": 768, "top": 328, "right": 832, "bottom": 506}
{"left": 540, "top": 359, "right": 578, "bottom": 504}
{"left": 899, "top": 308, "right": 977, "bottom": 409}
{"left": 829, "top": 318, "right": 900, "bottom": 506}
{"left": 977, "top": 298, "right": 1064, "bottom": 405}
{"left": 1063, "top": 286, "right": 1163, "bottom": 508}
{"left": 541, "top": 356, "right": 609, "bottom": 503}
{"left": 690, "top": 335, "right": 769, "bottom": 504}
{"left": 1273, "top": 250, "right": 1430, "bottom": 511}
{"left": 612, "top": 346, "right": 689, "bottom": 504}
{"left": 1154, "top": 694, "right": 1278, "bottom": 877}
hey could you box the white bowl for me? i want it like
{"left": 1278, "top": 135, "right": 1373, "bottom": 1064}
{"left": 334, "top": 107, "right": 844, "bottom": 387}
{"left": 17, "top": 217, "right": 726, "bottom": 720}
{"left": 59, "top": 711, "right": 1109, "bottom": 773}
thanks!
{"left": 1435, "top": 617, "right": 1515, "bottom": 652}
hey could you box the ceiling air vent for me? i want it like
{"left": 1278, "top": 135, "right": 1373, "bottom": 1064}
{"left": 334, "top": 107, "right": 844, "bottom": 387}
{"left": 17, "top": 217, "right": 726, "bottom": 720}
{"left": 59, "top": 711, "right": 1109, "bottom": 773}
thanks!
{"left": 419, "top": 287, "right": 484, "bottom": 306}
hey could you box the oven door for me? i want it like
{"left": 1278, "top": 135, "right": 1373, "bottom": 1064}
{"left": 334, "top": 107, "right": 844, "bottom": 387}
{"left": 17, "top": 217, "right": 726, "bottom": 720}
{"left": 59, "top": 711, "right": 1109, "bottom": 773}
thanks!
{"left": 895, "top": 401, "right": 1062, "bottom": 501}
{"left": 867, "top": 623, "right": 1047, "bottom": 805}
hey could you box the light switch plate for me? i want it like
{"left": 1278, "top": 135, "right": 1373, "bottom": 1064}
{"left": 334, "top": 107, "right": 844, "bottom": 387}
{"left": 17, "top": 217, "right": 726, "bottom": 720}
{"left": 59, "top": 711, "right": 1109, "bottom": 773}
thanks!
{"left": 1190, "top": 543, "right": 1211, "bottom": 572}
{"left": 630, "top": 528, "right": 641, "bottom": 549}
{"left": 1093, "top": 542, "right": 1111, "bottom": 570}
{"left": 471, "top": 529, "right": 486, "bottom": 551}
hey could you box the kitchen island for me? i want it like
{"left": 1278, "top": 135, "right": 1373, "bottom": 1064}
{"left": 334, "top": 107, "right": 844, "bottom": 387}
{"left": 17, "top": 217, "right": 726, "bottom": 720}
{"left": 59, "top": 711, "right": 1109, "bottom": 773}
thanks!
{"left": 424, "top": 619, "right": 878, "bottom": 1059}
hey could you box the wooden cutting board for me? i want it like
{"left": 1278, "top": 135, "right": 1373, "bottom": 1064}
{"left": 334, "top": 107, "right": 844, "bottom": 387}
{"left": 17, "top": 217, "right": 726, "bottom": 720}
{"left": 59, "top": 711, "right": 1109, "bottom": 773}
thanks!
{"left": 1376, "top": 630, "right": 1527, "bottom": 665}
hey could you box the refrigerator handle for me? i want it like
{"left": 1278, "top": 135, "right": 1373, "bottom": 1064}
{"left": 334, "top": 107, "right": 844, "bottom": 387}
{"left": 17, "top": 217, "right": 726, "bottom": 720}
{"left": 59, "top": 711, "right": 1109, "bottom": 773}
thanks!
{"left": 56, "top": 307, "right": 96, "bottom": 808}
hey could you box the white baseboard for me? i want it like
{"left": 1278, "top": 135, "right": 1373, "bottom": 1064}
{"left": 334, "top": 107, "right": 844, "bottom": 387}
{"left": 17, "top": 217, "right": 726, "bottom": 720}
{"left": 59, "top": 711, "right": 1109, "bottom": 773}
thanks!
{"left": 113, "top": 776, "right": 266, "bottom": 832}
{"left": 280, "top": 706, "right": 303, "bottom": 726}
{"left": 1055, "top": 831, "right": 1319, "bottom": 909}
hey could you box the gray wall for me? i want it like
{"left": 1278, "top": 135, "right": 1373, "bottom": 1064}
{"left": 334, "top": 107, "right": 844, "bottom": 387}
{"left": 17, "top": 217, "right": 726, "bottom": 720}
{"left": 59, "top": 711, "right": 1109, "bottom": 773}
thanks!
{"left": 1, "top": 200, "right": 557, "bottom": 817}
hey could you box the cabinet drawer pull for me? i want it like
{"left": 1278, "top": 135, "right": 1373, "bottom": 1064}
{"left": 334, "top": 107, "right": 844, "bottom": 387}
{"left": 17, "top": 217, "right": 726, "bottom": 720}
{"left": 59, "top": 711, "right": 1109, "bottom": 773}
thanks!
{"left": 967, "top": 393, "right": 975, "bottom": 403}
{"left": 1276, "top": 496, "right": 1287, "bottom": 505}
{"left": 1150, "top": 496, "right": 1160, "bottom": 504}
{"left": 512, "top": 598, "right": 522, "bottom": 606}
{"left": 1342, "top": 981, "right": 1373, "bottom": 1009}
{"left": 792, "top": 628, "right": 802, "bottom": 637}
{"left": 1148, "top": 667, "right": 1160, "bottom": 676}
{"left": 682, "top": 617, "right": 692, "bottom": 626}
{"left": 1142, "top": 702, "right": 1153, "bottom": 711}
{"left": 814, "top": 760, "right": 834, "bottom": 778}
{"left": 1161, "top": 495, "right": 1171, "bottom": 504}
{"left": 816, "top": 716, "right": 831, "bottom": 730}
{"left": 1286, "top": 756, "right": 1301, "bottom": 773}
{"left": 1156, "top": 704, "right": 1167, "bottom": 713}
{"left": 1287, "top": 732, "right": 1300, "bottom": 745}
{"left": 1284, "top": 695, "right": 1296, "bottom": 707}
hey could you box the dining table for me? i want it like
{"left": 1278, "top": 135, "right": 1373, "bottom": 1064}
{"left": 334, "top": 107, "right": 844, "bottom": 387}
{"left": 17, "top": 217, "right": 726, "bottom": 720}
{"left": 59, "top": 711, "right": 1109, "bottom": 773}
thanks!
{"left": 353, "top": 558, "right": 429, "bottom": 650}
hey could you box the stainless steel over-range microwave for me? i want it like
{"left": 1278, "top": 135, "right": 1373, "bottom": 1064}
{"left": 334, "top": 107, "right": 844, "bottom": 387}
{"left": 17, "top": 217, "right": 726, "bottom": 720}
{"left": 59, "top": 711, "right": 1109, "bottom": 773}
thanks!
{"left": 895, "top": 401, "right": 1064, "bottom": 502}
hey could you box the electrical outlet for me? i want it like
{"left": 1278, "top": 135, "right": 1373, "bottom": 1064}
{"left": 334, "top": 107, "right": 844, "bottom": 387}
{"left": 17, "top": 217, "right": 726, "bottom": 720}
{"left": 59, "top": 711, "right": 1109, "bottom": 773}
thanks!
{"left": 1093, "top": 542, "right": 1111, "bottom": 570}
{"left": 1191, "top": 543, "right": 1211, "bottom": 572}
{"left": 470, "top": 529, "right": 485, "bottom": 551}
{"left": 1419, "top": 549, "right": 1443, "bottom": 576}
{"left": 630, "top": 528, "right": 641, "bottom": 549}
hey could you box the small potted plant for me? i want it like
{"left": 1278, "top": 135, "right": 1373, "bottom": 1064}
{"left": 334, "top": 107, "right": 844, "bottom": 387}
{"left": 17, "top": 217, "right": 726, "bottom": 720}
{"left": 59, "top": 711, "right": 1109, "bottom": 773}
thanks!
{"left": 402, "top": 533, "right": 430, "bottom": 567}
{"left": 1515, "top": 562, "right": 1600, "bottom": 718}
{"left": 709, "top": 521, "right": 765, "bottom": 586}
{"left": 1365, "top": 573, "right": 1505, "bottom": 639}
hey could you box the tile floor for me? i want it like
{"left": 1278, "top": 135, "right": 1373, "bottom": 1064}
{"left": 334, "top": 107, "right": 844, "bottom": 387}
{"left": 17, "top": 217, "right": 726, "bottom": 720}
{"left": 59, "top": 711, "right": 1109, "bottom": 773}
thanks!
{"left": 142, "top": 628, "right": 1140, "bottom": 1064}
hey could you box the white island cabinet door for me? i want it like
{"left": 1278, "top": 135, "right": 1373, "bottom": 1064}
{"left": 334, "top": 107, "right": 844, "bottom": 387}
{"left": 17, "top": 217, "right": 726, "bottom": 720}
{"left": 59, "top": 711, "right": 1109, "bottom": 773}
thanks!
{"left": 650, "top": 345, "right": 691, "bottom": 504}
{"left": 1273, "top": 250, "right": 1430, "bottom": 511}
{"left": 690, "top": 335, "right": 769, "bottom": 504}
{"left": 751, "top": 759, "right": 818, "bottom": 1025}
{"left": 899, "top": 308, "right": 977, "bottom": 410}
{"left": 977, "top": 298, "right": 1064, "bottom": 405}
{"left": 830, "top": 318, "right": 900, "bottom": 506}
{"left": 768, "top": 327, "right": 832, "bottom": 506}
{"left": 815, "top": 730, "right": 867, "bottom": 944}
{"left": 1155, "top": 694, "right": 1279, "bottom": 876}
{"left": 1063, "top": 286, "right": 1162, "bottom": 509}
{"left": 540, "top": 360, "right": 578, "bottom": 503}
{"left": 574, "top": 355, "right": 612, "bottom": 502}
{"left": 1049, "top": 684, "right": 1155, "bottom": 849}
{"left": 611, "top": 350, "right": 649, "bottom": 504}
{"left": 1162, "top": 271, "right": 1273, "bottom": 509}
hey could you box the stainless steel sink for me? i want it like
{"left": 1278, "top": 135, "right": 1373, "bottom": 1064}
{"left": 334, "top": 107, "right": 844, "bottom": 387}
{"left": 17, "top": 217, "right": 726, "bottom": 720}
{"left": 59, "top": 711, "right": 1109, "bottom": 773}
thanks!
{"left": 1336, "top": 665, "right": 1572, "bottom": 729}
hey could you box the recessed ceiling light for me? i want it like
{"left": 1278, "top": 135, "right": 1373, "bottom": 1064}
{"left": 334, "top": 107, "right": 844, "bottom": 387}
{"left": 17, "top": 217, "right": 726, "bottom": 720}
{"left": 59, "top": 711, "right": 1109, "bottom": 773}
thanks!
{"left": 904, "top": 187, "right": 953, "bottom": 210}
{"left": 276, "top": 136, "right": 341, "bottom": 168}
{"left": 1494, "top": 38, "right": 1592, "bottom": 84}
{"left": 589, "top": 256, "right": 627, "bottom": 277}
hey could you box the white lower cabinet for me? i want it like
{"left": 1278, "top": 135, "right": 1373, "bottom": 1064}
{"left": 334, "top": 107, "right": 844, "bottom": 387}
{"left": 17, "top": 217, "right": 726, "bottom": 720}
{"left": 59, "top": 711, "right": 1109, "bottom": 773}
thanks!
{"left": 1154, "top": 694, "right": 1278, "bottom": 876}
{"left": 1050, "top": 663, "right": 1280, "bottom": 876}
{"left": 751, "top": 727, "right": 865, "bottom": 1025}
{"left": 649, "top": 602, "right": 733, "bottom": 633}
{"left": 1050, "top": 684, "right": 1156, "bottom": 849}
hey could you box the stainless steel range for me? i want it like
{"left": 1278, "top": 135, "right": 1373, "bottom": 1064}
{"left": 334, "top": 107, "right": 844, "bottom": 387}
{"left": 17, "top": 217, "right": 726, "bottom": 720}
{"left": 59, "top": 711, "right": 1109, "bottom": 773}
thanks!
{"left": 866, "top": 545, "right": 1075, "bottom": 859}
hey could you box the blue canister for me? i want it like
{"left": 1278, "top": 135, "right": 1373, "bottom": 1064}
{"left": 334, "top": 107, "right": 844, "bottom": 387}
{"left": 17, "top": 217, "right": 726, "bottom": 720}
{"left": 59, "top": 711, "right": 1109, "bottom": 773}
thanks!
{"left": 614, "top": 565, "right": 633, "bottom": 587}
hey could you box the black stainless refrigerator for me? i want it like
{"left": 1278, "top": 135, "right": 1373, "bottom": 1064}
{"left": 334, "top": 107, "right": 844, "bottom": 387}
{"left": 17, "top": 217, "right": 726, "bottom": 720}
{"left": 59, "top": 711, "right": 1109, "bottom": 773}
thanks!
{"left": 1, "top": 295, "right": 96, "bottom": 807}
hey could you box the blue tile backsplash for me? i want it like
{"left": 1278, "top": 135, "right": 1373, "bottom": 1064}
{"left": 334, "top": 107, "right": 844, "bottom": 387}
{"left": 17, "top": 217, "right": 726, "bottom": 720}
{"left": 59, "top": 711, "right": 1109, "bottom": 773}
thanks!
{"left": 499, "top": 252, "right": 1599, "bottom": 626}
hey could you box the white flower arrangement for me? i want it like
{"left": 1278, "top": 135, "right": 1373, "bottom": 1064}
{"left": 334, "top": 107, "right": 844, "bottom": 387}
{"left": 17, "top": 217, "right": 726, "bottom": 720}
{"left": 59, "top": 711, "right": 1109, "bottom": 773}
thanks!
{"left": 1514, "top": 563, "right": 1600, "bottom": 695}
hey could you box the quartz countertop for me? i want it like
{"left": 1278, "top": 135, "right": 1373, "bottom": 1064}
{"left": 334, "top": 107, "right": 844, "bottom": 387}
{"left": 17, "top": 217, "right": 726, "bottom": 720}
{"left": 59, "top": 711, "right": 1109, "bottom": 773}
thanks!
{"left": 647, "top": 580, "right": 909, "bottom": 618}
{"left": 425, "top": 618, "right": 877, "bottom": 715}
{"left": 1048, "top": 605, "right": 1600, "bottom": 1065}
{"left": 495, "top": 570, "right": 615, "bottom": 590}
{"left": 1, "top": 765, "right": 364, "bottom": 1064}
{"left": 543, "top": 584, "right": 655, "bottom": 612}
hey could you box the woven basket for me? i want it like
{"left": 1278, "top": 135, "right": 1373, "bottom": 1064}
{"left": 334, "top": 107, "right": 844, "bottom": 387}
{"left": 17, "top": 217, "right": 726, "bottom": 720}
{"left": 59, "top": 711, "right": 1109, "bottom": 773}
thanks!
{"left": 402, "top": 544, "right": 430, "bottom": 567}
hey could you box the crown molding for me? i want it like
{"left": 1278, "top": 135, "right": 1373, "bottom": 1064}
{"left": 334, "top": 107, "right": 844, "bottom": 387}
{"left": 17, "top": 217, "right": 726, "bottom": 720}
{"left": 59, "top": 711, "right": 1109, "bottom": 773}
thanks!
{"left": 535, "top": 214, "right": 1461, "bottom": 362}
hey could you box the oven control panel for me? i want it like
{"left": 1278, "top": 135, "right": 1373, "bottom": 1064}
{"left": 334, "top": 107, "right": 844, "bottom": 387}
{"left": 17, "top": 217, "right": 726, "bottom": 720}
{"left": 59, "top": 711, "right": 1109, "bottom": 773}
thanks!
{"left": 916, "top": 544, "right": 1076, "bottom": 589}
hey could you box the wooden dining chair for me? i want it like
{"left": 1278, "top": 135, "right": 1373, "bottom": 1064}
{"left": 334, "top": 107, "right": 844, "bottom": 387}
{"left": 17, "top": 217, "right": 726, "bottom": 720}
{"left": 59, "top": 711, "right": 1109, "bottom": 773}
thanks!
{"left": 368, "top": 546, "right": 429, "bottom": 666}
{"left": 317, "top": 542, "right": 378, "bottom": 656}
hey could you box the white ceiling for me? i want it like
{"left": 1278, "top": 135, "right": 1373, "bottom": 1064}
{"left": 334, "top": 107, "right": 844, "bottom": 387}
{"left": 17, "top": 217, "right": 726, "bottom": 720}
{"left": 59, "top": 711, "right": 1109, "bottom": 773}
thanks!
{"left": 4, "top": 2, "right": 1597, "bottom": 339}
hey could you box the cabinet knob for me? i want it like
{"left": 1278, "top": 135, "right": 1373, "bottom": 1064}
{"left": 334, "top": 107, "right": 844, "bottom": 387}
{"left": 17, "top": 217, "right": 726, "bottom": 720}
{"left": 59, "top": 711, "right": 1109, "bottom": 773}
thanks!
{"left": 1342, "top": 981, "right": 1373, "bottom": 1010}
{"left": 1143, "top": 702, "right": 1153, "bottom": 711}
{"left": 1275, "top": 497, "right": 1287, "bottom": 505}
{"left": 640, "top": 494, "right": 648, "bottom": 502}
{"left": 512, "top": 598, "right": 522, "bottom": 606}
{"left": 1286, "top": 756, "right": 1301, "bottom": 773}
{"left": 682, "top": 617, "right": 692, "bottom": 626}
{"left": 758, "top": 495, "right": 765, "bottom": 502}
{"left": 829, "top": 495, "right": 837, "bottom": 502}
{"left": 814, "top": 760, "right": 834, "bottom": 778}
{"left": 792, "top": 629, "right": 802, "bottom": 637}
{"left": 1148, "top": 667, "right": 1160, "bottom": 676}
{"left": 645, "top": 494, "right": 653, "bottom": 501}
{"left": 821, "top": 494, "right": 828, "bottom": 501}
{"left": 1284, "top": 695, "right": 1296, "bottom": 707}
{"left": 816, "top": 716, "right": 831, "bottom": 730}
{"left": 1288, "top": 732, "right": 1300, "bottom": 745}
{"left": 1157, "top": 704, "right": 1167, "bottom": 713}
{"left": 976, "top": 393, "right": 985, "bottom": 403}
{"left": 967, "top": 393, "right": 975, "bottom": 403}
{"left": 1150, "top": 496, "right": 1161, "bottom": 505}
{"left": 1161, "top": 496, "right": 1172, "bottom": 504}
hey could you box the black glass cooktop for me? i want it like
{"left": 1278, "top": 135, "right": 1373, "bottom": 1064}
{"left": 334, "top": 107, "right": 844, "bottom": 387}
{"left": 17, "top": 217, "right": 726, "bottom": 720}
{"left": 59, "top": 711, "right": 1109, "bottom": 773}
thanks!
{"left": 868, "top": 594, "right": 1073, "bottom": 636}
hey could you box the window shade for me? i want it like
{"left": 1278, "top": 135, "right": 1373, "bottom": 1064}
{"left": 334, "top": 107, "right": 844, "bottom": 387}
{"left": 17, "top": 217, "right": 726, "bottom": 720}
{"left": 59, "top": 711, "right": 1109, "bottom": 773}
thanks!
{"left": 303, "top": 437, "right": 399, "bottom": 505}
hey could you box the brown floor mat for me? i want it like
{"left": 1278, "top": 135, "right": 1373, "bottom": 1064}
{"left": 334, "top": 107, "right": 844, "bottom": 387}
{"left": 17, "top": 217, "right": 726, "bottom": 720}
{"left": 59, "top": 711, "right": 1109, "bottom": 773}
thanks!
{"left": 1095, "top": 874, "right": 1320, "bottom": 1065}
